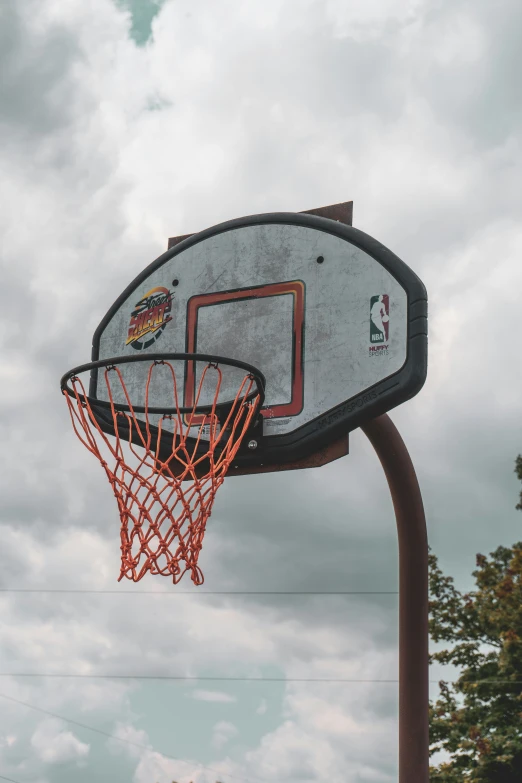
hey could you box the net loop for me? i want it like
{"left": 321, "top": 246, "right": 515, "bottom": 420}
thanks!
{"left": 62, "top": 357, "right": 262, "bottom": 585}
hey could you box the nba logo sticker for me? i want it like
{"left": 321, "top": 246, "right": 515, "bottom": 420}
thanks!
{"left": 369, "top": 295, "right": 389, "bottom": 357}
{"left": 370, "top": 295, "right": 389, "bottom": 342}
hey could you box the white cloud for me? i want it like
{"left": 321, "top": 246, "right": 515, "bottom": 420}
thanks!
{"left": 211, "top": 720, "right": 238, "bottom": 750}
{"left": 325, "top": 0, "right": 427, "bottom": 41}
{"left": 106, "top": 723, "right": 151, "bottom": 759}
{"left": 192, "top": 689, "right": 237, "bottom": 703}
{"left": 256, "top": 698, "right": 268, "bottom": 715}
{"left": 133, "top": 751, "right": 234, "bottom": 783}
{"left": 241, "top": 683, "right": 397, "bottom": 783}
{"left": 30, "top": 718, "right": 89, "bottom": 764}
{"left": 118, "top": 724, "right": 237, "bottom": 783}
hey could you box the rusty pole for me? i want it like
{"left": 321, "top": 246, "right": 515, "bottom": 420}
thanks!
{"left": 361, "top": 413, "right": 429, "bottom": 783}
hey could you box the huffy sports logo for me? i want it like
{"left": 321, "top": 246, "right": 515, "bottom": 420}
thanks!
{"left": 126, "top": 286, "right": 173, "bottom": 350}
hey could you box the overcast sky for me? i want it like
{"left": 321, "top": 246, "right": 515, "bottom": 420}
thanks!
{"left": 1, "top": 0, "right": 521, "bottom": 781}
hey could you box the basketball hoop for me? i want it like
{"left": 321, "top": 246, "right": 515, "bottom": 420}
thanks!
{"left": 61, "top": 354, "right": 265, "bottom": 585}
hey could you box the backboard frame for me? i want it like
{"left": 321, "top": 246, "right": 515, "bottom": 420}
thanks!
{"left": 89, "top": 204, "right": 427, "bottom": 474}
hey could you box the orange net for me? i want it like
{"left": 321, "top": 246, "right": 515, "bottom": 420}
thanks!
{"left": 62, "top": 359, "right": 262, "bottom": 585}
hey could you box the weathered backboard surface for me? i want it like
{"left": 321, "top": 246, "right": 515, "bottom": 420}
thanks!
{"left": 90, "top": 211, "right": 427, "bottom": 472}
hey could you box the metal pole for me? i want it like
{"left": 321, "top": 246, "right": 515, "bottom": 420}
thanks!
{"left": 360, "top": 413, "right": 429, "bottom": 783}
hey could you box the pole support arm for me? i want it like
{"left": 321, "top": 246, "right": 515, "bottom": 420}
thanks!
{"left": 361, "top": 413, "right": 429, "bottom": 783}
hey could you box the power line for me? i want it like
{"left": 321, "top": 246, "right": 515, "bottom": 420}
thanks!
{"left": 0, "top": 589, "right": 398, "bottom": 595}
{"left": 1, "top": 673, "right": 521, "bottom": 684}
{"left": 0, "top": 673, "right": 397, "bottom": 682}
{"left": 0, "top": 692, "right": 264, "bottom": 783}
{"left": 0, "top": 776, "right": 22, "bottom": 783}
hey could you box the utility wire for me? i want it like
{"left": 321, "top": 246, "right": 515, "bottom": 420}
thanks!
{"left": 0, "top": 692, "right": 265, "bottom": 783}
{"left": 0, "top": 589, "right": 398, "bottom": 594}
{"left": 0, "top": 673, "right": 398, "bottom": 682}
{"left": 0, "top": 673, "right": 520, "bottom": 684}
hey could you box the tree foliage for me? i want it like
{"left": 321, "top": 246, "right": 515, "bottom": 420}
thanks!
{"left": 428, "top": 454, "right": 522, "bottom": 781}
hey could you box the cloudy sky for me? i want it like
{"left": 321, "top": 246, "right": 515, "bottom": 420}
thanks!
{"left": 1, "top": 0, "right": 521, "bottom": 781}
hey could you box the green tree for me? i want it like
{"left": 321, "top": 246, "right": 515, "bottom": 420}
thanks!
{"left": 516, "top": 455, "right": 522, "bottom": 511}
{"left": 428, "top": 454, "right": 522, "bottom": 781}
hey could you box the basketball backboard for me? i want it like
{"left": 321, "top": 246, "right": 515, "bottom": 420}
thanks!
{"left": 88, "top": 210, "right": 427, "bottom": 474}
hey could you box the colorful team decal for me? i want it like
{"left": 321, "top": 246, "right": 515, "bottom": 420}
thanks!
{"left": 126, "top": 286, "right": 173, "bottom": 351}
{"left": 369, "top": 294, "right": 389, "bottom": 357}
